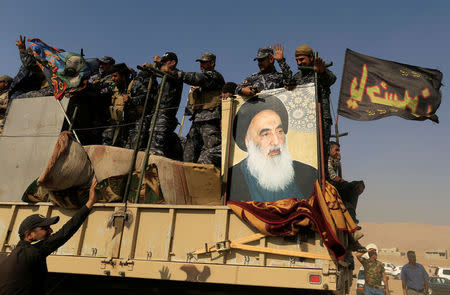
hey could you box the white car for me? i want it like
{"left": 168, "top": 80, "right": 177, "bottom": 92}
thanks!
{"left": 435, "top": 267, "right": 450, "bottom": 280}
{"left": 383, "top": 262, "right": 401, "bottom": 277}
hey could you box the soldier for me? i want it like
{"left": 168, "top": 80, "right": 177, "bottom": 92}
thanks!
{"left": 235, "top": 44, "right": 294, "bottom": 96}
{"left": 0, "top": 75, "right": 12, "bottom": 121}
{"left": 174, "top": 52, "right": 225, "bottom": 168}
{"left": 127, "top": 52, "right": 183, "bottom": 160}
{"left": 356, "top": 246, "right": 390, "bottom": 295}
{"left": 102, "top": 63, "right": 133, "bottom": 147}
{"left": 91, "top": 56, "right": 115, "bottom": 84}
{"left": 124, "top": 62, "right": 159, "bottom": 151}
{"left": 327, "top": 141, "right": 365, "bottom": 225}
{"left": 14, "top": 35, "right": 53, "bottom": 99}
{"left": 292, "top": 44, "right": 336, "bottom": 164}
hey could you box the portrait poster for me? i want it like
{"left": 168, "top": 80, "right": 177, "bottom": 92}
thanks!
{"left": 222, "top": 85, "right": 319, "bottom": 202}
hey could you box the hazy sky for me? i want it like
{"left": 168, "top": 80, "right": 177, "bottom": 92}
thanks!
{"left": 1, "top": 0, "right": 448, "bottom": 225}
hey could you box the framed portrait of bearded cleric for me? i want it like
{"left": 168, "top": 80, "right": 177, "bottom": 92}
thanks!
{"left": 222, "top": 84, "right": 319, "bottom": 202}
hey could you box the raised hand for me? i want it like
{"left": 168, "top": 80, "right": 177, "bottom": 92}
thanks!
{"left": 314, "top": 56, "right": 325, "bottom": 73}
{"left": 273, "top": 43, "right": 284, "bottom": 61}
{"left": 16, "top": 35, "right": 26, "bottom": 51}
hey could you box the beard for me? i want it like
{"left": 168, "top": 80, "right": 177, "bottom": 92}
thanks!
{"left": 246, "top": 139, "right": 295, "bottom": 192}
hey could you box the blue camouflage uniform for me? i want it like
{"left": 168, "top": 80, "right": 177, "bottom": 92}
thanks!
{"left": 176, "top": 63, "right": 225, "bottom": 168}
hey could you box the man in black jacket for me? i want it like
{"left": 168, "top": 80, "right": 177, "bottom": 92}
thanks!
{"left": 0, "top": 180, "right": 97, "bottom": 295}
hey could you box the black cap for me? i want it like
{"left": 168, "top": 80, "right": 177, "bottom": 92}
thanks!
{"left": 99, "top": 56, "right": 115, "bottom": 65}
{"left": 195, "top": 52, "right": 216, "bottom": 62}
{"left": 160, "top": 52, "right": 178, "bottom": 64}
{"left": 254, "top": 47, "right": 274, "bottom": 61}
{"left": 18, "top": 214, "right": 60, "bottom": 237}
{"left": 222, "top": 82, "right": 237, "bottom": 94}
{"left": 233, "top": 95, "right": 289, "bottom": 152}
{"left": 111, "top": 63, "right": 131, "bottom": 76}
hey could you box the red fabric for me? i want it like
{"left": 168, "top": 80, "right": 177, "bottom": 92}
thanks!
{"left": 227, "top": 181, "right": 355, "bottom": 261}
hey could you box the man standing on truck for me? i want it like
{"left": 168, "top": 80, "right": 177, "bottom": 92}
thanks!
{"left": 0, "top": 180, "right": 97, "bottom": 295}
{"left": 401, "top": 251, "right": 429, "bottom": 295}
{"left": 136, "top": 52, "right": 184, "bottom": 159}
{"left": 102, "top": 63, "right": 133, "bottom": 147}
{"left": 175, "top": 52, "right": 225, "bottom": 168}
{"left": 235, "top": 44, "right": 293, "bottom": 96}
{"left": 292, "top": 44, "right": 336, "bottom": 164}
{"left": 356, "top": 246, "right": 390, "bottom": 295}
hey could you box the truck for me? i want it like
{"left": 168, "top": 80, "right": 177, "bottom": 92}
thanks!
{"left": 0, "top": 86, "right": 354, "bottom": 294}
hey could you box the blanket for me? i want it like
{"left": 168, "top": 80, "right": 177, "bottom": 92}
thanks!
{"left": 227, "top": 181, "right": 357, "bottom": 261}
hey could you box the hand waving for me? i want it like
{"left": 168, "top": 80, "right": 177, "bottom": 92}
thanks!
{"left": 273, "top": 43, "right": 284, "bottom": 61}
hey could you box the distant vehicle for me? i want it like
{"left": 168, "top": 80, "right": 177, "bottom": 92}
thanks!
{"left": 435, "top": 267, "right": 450, "bottom": 280}
{"left": 383, "top": 262, "right": 401, "bottom": 277}
{"left": 429, "top": 277, "right": 450, "bottom": 295}
{"left": 356, "top": 267, "right": 385, "bottom": 295}
{"left": 395, "top": 266, "right": 403, "bottom": 280}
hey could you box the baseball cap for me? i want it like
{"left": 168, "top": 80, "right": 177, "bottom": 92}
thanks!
{"left": 254, "top": 47, "right": 274, "bottom": 61}
{"left": 0, "top": 75, "right": 13, "bottom": 83}
{"left": 195, "top": 52, "right": 216, "bottom": 62}
{"left": 18, "top": 214, "right": 60, "bottom": 237}
{"left": 160, "top": 52, "right": 178, "bottom": 64}
{"left": 98, "top": 56, "right": 115, "bottom": 65}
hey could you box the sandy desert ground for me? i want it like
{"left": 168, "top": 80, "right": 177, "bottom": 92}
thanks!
{"left": 349, "top": 222, "right": 450, "bottom": 295}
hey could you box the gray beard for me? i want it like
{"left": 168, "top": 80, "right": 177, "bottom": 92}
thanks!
{"left": 246, "top": 139, "right": 295, "bottom": 192}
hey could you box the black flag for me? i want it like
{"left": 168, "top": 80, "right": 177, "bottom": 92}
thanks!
{"left": 338, "top": 49, "right": 443, "bottom": 123}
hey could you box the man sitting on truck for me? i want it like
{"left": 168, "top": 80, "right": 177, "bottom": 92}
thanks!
{"left": 328, "top": 141, "right": 365, "bottom": 225}
{"left": 0, "top": 180, "right": 97, "bottom": 295}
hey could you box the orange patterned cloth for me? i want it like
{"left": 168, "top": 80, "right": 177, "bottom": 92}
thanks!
{"left": 227, "top": 181, "right": 357, "bottom": 261}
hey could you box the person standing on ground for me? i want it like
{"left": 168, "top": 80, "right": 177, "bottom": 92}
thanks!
{"left": 0, "top": 180, "right": 97, "bottom": 295}
{"left": 355, "top": 246, "right": 390, "bottom": 295}
{"left": 401, "top": 251, "right": 429, "bottom": 295}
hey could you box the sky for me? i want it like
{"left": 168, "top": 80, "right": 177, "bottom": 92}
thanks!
{"left": 1, "top": 0, "right": 449, "bottom": 225}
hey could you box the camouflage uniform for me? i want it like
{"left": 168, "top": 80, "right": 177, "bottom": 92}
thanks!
{"left": 293, "top": 68, "right": 336, "bottom": 165}
{"left": 101, "top": 78, "right": 131, "bottom": 147}
{"left": 15, "top": 49, "right": 53, "bottom": 99}
{"left": 0, "top": 89, "right": 8, "bottom": 131}
{"left": 66, "top": 73, "right": 115, "bottom": 145}
{"left": 126, "top": 69, "right": 183, "bottom": 160}
{"left": 177, "top": 69, "right": 225, "bottom": 168}
{"left": 360, "top": 258, "right": 385, "bottom": 291}
{"left": 235, "top": 58, "right": 293, "bottom": 93}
